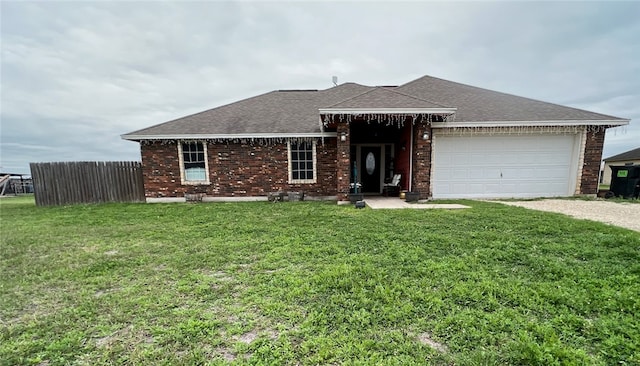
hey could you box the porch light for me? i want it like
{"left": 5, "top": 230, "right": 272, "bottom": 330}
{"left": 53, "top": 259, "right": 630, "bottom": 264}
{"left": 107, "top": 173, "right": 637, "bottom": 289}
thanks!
{"left": 340, "top": 132, "right": 348, "bottom": 142}
{"left": 422, "top": 132, "right": 430, "bottom": 140}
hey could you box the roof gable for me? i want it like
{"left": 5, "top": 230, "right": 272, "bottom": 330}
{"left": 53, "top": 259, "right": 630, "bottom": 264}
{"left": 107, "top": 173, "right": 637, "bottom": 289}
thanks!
{"left": 397, "top": 75, "right": 626, "bottom": 123}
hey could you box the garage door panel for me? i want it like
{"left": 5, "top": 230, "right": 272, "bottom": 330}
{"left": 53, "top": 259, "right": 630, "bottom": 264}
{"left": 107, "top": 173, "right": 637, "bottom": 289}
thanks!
{"left": 501, "top": 183, "right": 519, "bottom": 193}
{"left": 452, "top": 183, "right": 469, "bottom": 192}
{"left": 482, "top": 169, "right": 501, "bottom": 179}
{"left": 452, "top": 169, "right": 469, "bottom": 179}
{"left": 471, "top": 155, "right": 488, "bottom": 164}
{"left": 501, "top": 168, "right": 527, "bottom": 179}
{"left": 503, "top": 154, "right": 522, "bottom": 164}
{"left": 519, "top": 153, "right": 541, "bottom": 164}
{"left": 432, "top": 133, "right": 578, "bottom": 199}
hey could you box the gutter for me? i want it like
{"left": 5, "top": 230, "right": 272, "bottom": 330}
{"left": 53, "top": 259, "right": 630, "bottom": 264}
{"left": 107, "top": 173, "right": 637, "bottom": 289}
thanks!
{"left": 319, "top": 107, "right": 457, "bottom": 115}
{"left": 431, "top": 119, "right": 630, "bottom": 128}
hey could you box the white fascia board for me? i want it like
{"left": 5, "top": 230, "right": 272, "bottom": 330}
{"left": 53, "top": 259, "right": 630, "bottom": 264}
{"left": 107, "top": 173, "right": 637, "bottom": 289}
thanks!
{"left": 431, "top": 119, "right": 630, "bottom": 128}
{"left": 121, "top": 132, "right": 338, "bottom": 141}
{"left": 318, "top": 108, "right": 457, "bottom": 115}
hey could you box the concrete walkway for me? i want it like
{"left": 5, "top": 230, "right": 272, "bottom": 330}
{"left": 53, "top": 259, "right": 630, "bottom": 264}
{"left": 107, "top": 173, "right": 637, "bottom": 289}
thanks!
{"left": 363, "top": 197, "right": 470, "bottom": 210}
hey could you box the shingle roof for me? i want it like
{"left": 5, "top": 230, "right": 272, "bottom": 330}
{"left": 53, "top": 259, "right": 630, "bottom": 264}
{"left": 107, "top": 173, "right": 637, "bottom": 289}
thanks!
{"left": 325, "top": 87, "right": 451, "bottom": 109}
{"left": 122, "top": 74, "right": 629, "bottom": 139}
{"left": 123, "top": 83, "right": 373, "bottom": 137}
{"left": 396, "top": 75, "right": 625, "bottom": 122}
{"left": 604, "top": 147, "right": 640, "bottom": 162}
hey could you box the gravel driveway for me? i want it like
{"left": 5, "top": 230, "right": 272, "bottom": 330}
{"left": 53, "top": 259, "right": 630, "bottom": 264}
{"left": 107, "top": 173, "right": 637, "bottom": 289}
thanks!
{"left": 495, "top": 199, "right": 640, "bottom": 232}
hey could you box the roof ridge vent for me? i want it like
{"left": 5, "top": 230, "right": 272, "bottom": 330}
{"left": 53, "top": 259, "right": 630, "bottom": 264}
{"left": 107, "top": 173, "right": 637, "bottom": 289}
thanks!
{"left": 277, "top": 89, "right": 318, "bottom": 92}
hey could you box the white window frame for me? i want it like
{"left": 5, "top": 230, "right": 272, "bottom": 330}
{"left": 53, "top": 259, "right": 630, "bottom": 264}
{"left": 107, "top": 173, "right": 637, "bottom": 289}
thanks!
{"left": 178, "top": 141, "right": 210, "bottom": 185}
{"left": 288, "top": 140, "right": 317, "bottom": 184}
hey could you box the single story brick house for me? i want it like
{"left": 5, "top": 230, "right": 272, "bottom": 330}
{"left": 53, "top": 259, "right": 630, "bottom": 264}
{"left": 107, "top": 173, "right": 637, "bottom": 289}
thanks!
{"left": 601, "top": 147, "right": 640, "bottom": 185}
{"left": 122, "top": 75, "right": 629, "bottom": 202}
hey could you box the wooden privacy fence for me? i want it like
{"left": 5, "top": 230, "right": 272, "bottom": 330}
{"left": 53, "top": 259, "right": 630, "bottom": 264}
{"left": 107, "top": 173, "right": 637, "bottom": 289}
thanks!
{"left": 30, "top": 161, "right": 145, "bottom": 206}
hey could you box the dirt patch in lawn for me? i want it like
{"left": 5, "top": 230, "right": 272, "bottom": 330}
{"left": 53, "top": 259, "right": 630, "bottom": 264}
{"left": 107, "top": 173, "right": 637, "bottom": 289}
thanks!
{"left": 94, "top": 325, "right": 154, "bottom": 348}
{"left": 417, "top": 332, "right": 448, "bottom": 353}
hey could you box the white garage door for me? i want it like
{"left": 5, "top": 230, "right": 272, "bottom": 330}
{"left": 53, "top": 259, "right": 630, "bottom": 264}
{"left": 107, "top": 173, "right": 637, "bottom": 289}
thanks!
{"left": 432, "top": 133, "right": 579, "bottom": 199}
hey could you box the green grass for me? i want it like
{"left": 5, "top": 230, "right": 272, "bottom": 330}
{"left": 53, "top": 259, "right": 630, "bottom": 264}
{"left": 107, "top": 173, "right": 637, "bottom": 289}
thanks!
{"left": 1, "top": 196, "right": 639, "bottom": 365}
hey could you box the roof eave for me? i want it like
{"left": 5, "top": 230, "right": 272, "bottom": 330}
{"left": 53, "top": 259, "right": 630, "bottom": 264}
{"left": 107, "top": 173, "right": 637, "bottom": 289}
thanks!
{"left": 604, "top": 158, "right": 640, "bottom": 162}
{"left": 121, "top": 132, "right": 338, "bottom": 141}
{"left": 318, "top": 107, "right": 457, "bottom": 115}
{"left": 431, "top": 119, "right": 630, "bottom": 128}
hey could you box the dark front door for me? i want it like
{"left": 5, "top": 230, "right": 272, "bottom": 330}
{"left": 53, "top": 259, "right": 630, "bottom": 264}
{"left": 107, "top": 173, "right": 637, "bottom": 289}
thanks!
{"left": 360, "top": 146, "right": 381, "bottom": 193}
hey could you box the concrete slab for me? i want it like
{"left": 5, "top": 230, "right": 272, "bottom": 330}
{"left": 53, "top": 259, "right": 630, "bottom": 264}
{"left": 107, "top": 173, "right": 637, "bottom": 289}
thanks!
{"left": 363, "top": 197, "right": 469, "bottom": 210}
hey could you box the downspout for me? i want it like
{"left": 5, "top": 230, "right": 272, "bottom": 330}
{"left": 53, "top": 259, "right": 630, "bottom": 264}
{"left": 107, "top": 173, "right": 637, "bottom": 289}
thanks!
{"left": 409, "top": 123, "right": 413, "bottom": 192}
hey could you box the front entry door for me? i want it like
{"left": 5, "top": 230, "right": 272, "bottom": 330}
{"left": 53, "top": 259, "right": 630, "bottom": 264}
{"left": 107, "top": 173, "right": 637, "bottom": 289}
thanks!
{"left": 360, "top": 146, "right": 381, "bottom": 193}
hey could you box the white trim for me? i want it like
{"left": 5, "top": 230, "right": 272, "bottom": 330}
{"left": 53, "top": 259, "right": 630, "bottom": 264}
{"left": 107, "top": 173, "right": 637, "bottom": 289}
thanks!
{"left": 431, "top": 119, "right": 629, "bottom": 128}
{"left": 568, "top": 130, "right": 582, "bottom": 196}
{"left": 429, "top": 132, "right": 435, "bottom": 197}
{"left": 575, "top": 129, "right": 587, "bottom": 194}
{"left": 178, "top": 141, "right": 211, "bottom": 185}
{"left": 319, "top": 108, "right": 457, "bottom": 114}
{"left": 122, "top": 118, "right": 626, "bottom": 141}
{"left": 433, "top": 126, "right": 589, "bottom": 136}
{"left": 122, "top": 132, "right": 337, "bottom": 141}
{"left": 287, "top": 140, "right": 318, "bottom": 184}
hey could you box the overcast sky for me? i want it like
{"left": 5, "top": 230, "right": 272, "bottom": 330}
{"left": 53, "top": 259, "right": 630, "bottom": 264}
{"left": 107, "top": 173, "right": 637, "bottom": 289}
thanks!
{"left": 2, "top": 1, "right": 638, "bottom": 174}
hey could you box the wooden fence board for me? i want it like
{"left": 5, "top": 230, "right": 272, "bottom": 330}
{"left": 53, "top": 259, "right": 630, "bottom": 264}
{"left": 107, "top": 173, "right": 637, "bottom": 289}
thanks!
{"left": 29, "top": 161, "right": 145, "bottom": 206}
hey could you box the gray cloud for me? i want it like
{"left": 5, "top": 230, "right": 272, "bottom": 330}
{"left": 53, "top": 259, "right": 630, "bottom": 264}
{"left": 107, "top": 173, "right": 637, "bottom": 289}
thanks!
{"left": 1, "top": 1, "right": 638, "bottom": 173}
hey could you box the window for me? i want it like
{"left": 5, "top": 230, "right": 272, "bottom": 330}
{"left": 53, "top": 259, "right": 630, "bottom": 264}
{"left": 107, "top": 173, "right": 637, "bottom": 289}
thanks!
{"left": 288, "top": 141, "right": 317, "bottom": 184}
{"left": 179, "top": 141, "right": 209, "bottom": 184}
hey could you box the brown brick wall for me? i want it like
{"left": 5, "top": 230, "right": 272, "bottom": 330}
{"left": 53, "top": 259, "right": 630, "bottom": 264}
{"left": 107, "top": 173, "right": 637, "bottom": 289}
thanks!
{"left": 140, "top": 140, "right": 337, "bottom": 198}
{"left": 580, "top": 129, "right": 606, "bottom": 195}
{"left": 412, "top": 121, "right": 432, "bottom": 199}
{"left": 140, "top": 142, "right": 183, "bottom": 197}
{"left": 336, "top": 123, "right": 351, "bottom": 201}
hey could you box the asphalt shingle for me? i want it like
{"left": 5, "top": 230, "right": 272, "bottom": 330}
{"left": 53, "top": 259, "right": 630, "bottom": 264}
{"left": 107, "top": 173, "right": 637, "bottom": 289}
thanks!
{"left": 124, "top": 83, "right": 372, "bottom": 137}
{"left": 326, "top": 87, "right": 451, "bottom": 109}
{"left": 122, "top": 75, "right": 628, "bottom": 139}
{"left": 396, "top": 75, "right": 624, "bottom": 122}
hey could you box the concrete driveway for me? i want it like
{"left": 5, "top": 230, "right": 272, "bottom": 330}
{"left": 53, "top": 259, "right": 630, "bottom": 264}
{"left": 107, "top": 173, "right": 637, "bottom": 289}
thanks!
{"left": 495, "top": 199, "right": 640, "bottom": 232}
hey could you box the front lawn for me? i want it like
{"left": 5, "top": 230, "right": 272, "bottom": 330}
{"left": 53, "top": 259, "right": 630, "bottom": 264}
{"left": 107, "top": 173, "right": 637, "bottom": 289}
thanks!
{"left": 1, "top": 197, "right": 638, "bottom": 365}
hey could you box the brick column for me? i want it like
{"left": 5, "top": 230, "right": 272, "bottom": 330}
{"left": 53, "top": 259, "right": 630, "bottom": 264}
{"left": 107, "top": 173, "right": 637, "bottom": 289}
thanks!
{"left": 412, "top": 121, "right": 432, "bottom": 199}
{"left": 336, "top": 123, "right": 351, "bottom": 201}
{"left": 580, "top": 128, "right": 606, "bottom": 195}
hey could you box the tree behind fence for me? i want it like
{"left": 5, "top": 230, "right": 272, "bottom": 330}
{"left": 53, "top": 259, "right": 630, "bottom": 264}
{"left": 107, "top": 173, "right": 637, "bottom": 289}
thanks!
{"left": 30, "top": 161, "right": 145, "bottom": 206}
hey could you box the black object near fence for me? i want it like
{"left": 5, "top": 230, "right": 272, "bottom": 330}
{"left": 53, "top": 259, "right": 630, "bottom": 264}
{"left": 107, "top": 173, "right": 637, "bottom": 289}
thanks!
{"left": 30, "top": 161, "right": 145, "bottom": 206}
{"left": 607, "top": 165, "right": 640, "bottom": 199}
